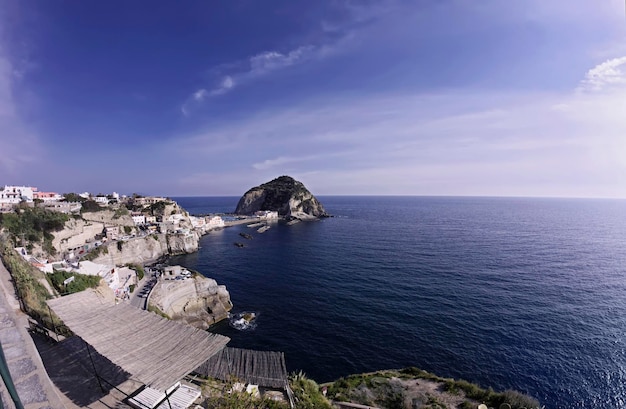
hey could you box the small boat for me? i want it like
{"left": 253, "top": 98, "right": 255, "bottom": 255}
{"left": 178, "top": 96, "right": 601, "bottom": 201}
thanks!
{"left": 233, "top": 242, "right": 245, "bottom": 248}
{"left": 239, "top": 232, "right": 253, "bottom": 240}
{"left": 257, "top": 225, "right": 270, "bottom": 233}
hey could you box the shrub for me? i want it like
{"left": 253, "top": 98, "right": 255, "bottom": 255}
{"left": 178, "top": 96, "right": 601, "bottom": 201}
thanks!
{"left": 112, "top": 206, "right": 129, "bottom": 219}
{"left": 127, "top": 263, "right": 145, "bottom": 280}
{"left": 0, "top": 236, "right": 72, "bottom": 336}
{"left": 80, "top": 200, "right": 105, "bottom": 213}
{"left": 0, "top": 207, "right": 69, "bottom": 250}
{"left": 289, "top": 371, "right": 333, "bottom": 409}
{"left": 84, "top": 245, "right": 108, "bottom": 261}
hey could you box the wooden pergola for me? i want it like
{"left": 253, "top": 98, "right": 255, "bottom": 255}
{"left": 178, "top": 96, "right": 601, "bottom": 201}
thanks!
{"left": 47, "top": 288, "right": 230, "bottom": 391}
{"left": 195, "top": 347, "right": 288, "bottom": 389}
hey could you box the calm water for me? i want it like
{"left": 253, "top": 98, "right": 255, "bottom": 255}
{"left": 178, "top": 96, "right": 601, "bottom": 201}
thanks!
{"left": 170, "top": 196, "right": 626, "bottom": 409}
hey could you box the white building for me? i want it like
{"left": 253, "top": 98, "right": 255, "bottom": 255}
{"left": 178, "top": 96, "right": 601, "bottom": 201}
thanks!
{"left": 131, "top": 213, "right": 146, "bottom": 225}
{"left": 189, "top": 215, "right": 206, "bottom": 229}
{"left": 0, "top": 186, "right": 36, "bottom": 204}
{"left": 94, "top": 196, "right": 109, "bottom": 204}
{"left": 206, "top": 215, "right": 225, "bottom": 229}
{"left": 167, "top": 213, "right": 184, "bottom": 224}
{"left": 145, "top": 215, "right": 157, "bottom": 224}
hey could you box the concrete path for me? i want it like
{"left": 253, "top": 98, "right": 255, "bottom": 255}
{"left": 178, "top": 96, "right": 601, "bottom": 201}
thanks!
{"left": 0, "top": 260, "right": 66, "bottom": 409}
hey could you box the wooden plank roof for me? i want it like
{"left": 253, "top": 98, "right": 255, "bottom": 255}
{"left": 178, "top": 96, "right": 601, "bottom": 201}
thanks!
{"left": 195, "top": 347, "right": 288, "bottom": 388}
{"left": 47, "top": 288, "right": 229, "bottom": 391}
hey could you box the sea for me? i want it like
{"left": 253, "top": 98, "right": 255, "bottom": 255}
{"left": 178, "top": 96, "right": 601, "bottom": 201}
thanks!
{"left": 169, "top": 196, "right": 626, "bottom": 409}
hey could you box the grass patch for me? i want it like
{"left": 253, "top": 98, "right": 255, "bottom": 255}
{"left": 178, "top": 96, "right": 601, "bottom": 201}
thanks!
{"left": 147, "top": 304, "right": 170, "bottom": 319}
{"left": 47, "top": 270, "right": 101, "bottom": 295}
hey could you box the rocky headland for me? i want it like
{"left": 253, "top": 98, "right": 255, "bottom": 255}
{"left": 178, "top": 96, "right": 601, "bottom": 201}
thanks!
{"left": 148, "top": 270, "right": 232, "bottom": 330}
{"left": 234, "top": 175, "right": 329, "bottom": 220}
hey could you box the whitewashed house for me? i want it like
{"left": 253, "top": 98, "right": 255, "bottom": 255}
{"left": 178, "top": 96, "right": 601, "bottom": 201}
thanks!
{"left": 0, "top": 186, "right": 36, "bottom": 204}
{"left": 131, "top": 213, "right": 146, "bottom": 225}
{"left": 206, "top": 216, "right": 225, "bottom": 229}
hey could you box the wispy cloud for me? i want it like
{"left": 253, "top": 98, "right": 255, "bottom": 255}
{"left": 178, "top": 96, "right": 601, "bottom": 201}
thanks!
{"left": 180, "top": 44, "right": 331, "bottom": 116}
{"left": 164, "top": 55, "right": 626, "bottom": 197}
{"left": 178, "top": 1, "right": 391, "bottom": 116}
{"left": 578, "top": 56, "right": 626, "bottom": 92}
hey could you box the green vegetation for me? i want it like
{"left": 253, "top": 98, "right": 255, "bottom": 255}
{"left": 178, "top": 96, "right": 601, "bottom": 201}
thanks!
{"left": 147, "top": 304, "right": 170, "bottom": 319}
{"left": 62, "top": 193, "right": 86, "bottom": 203}
{"left": 112, "top": 206, "right": 129, "bottom": 219}
{"left": 82, "top": 245, "right": 108, "bottom": 261}
{"left": 123, "top": 225, "right": 132, "bottom": 234}
{"left": 127, "top": 263, "right": 145, "bottom": 280}
{"left": 147, "top": 200, "right": 169, "bottom": 215}
{"left": 289, "top": 371, "right": 333, "bottom": 409}
{"left": 0, "top": 205, "right": 69, "bottom": 250}
{"left": 80, "top": 200, "right": 105, "bottom": 213}
{"left": 129, "top": 284, "right": 136, "bottom": 293}
{"left": 117, "top": 241, "right": 124, "bottom": 251}
{"left": 47, "top": 270, "right": 101, "bottom": 295}
{"left": 0, "top": 236, "right": 72, "bottom": 336}
{"left": 327, "top": 368, "right": 541, "bottom": 409}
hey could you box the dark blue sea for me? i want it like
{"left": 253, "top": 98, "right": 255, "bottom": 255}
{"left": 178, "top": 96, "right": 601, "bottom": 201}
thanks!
{"left": 170, "top": 196, "right": 626, "bottom": 409}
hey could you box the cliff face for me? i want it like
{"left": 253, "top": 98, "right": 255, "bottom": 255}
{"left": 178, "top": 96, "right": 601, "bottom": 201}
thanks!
{"left": 234, "top": 176, "right": 328, "bottom": 219}
{"left": 149, "top": 275, "right": 232, "bottom": 330}
{"left": 89, "top": 233, "right": 199, "bottom": 265}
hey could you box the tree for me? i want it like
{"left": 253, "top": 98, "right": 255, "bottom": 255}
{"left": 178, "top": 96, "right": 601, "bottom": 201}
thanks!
{"left": 63, "top": 193, "right": 86, "bottom": 203}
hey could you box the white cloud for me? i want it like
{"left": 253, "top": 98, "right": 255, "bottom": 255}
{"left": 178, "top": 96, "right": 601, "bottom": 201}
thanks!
{"left": 208, "top": 75, "right": 235, "bottom": 96}
{"left": 579, "top": 56, "right": 626, "bottom": 92}
{"left": 165, "top": 59, "right": 626, "bottom": 197}
{"left": 193, "top": 88, "right": 208, "bottom": 101}
{"left": 180, "top": 45, "right": 323, "bottom": 115}
{"left": 249, "top": 46, "right": 315, "bottom": 75}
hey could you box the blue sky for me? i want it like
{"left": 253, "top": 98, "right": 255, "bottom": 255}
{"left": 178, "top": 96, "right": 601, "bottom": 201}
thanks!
{"left": 1, "top": 0, "right": 626, "bottom": 197}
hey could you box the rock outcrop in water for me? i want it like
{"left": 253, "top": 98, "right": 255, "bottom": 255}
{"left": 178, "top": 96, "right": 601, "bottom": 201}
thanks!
{"left": 148, "top": 272, "right": 232, "bottom": 330}
{"left": 234, "top": 176, "right": 329, "bottom": 220}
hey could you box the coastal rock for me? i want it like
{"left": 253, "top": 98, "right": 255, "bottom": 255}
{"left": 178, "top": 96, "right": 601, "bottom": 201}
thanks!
{"left": 149, "top": 274, "right": 232, "bottom": 330}
{"left": 234, "top": 176, "right": 328, "bottom": 219}
{"left": 88, "top": 232, "right": 199, "bottom": 265}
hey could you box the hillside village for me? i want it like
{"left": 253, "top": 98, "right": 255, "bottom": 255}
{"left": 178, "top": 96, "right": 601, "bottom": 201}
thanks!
{"left": 0, "top": 184, "right": 228, "bottom": 300}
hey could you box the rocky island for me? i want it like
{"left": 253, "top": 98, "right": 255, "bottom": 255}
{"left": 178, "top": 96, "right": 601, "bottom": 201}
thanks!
{"left": 234, "top": 175, "right": 329, "bottom": 220}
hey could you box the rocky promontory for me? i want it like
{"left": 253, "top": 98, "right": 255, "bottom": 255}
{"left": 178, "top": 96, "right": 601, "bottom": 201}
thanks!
{"left": 234, "top": 175, "right": 329, "bottom": 220}
{"left": 148, "top": 268, "right": 232, "bottom": 330}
